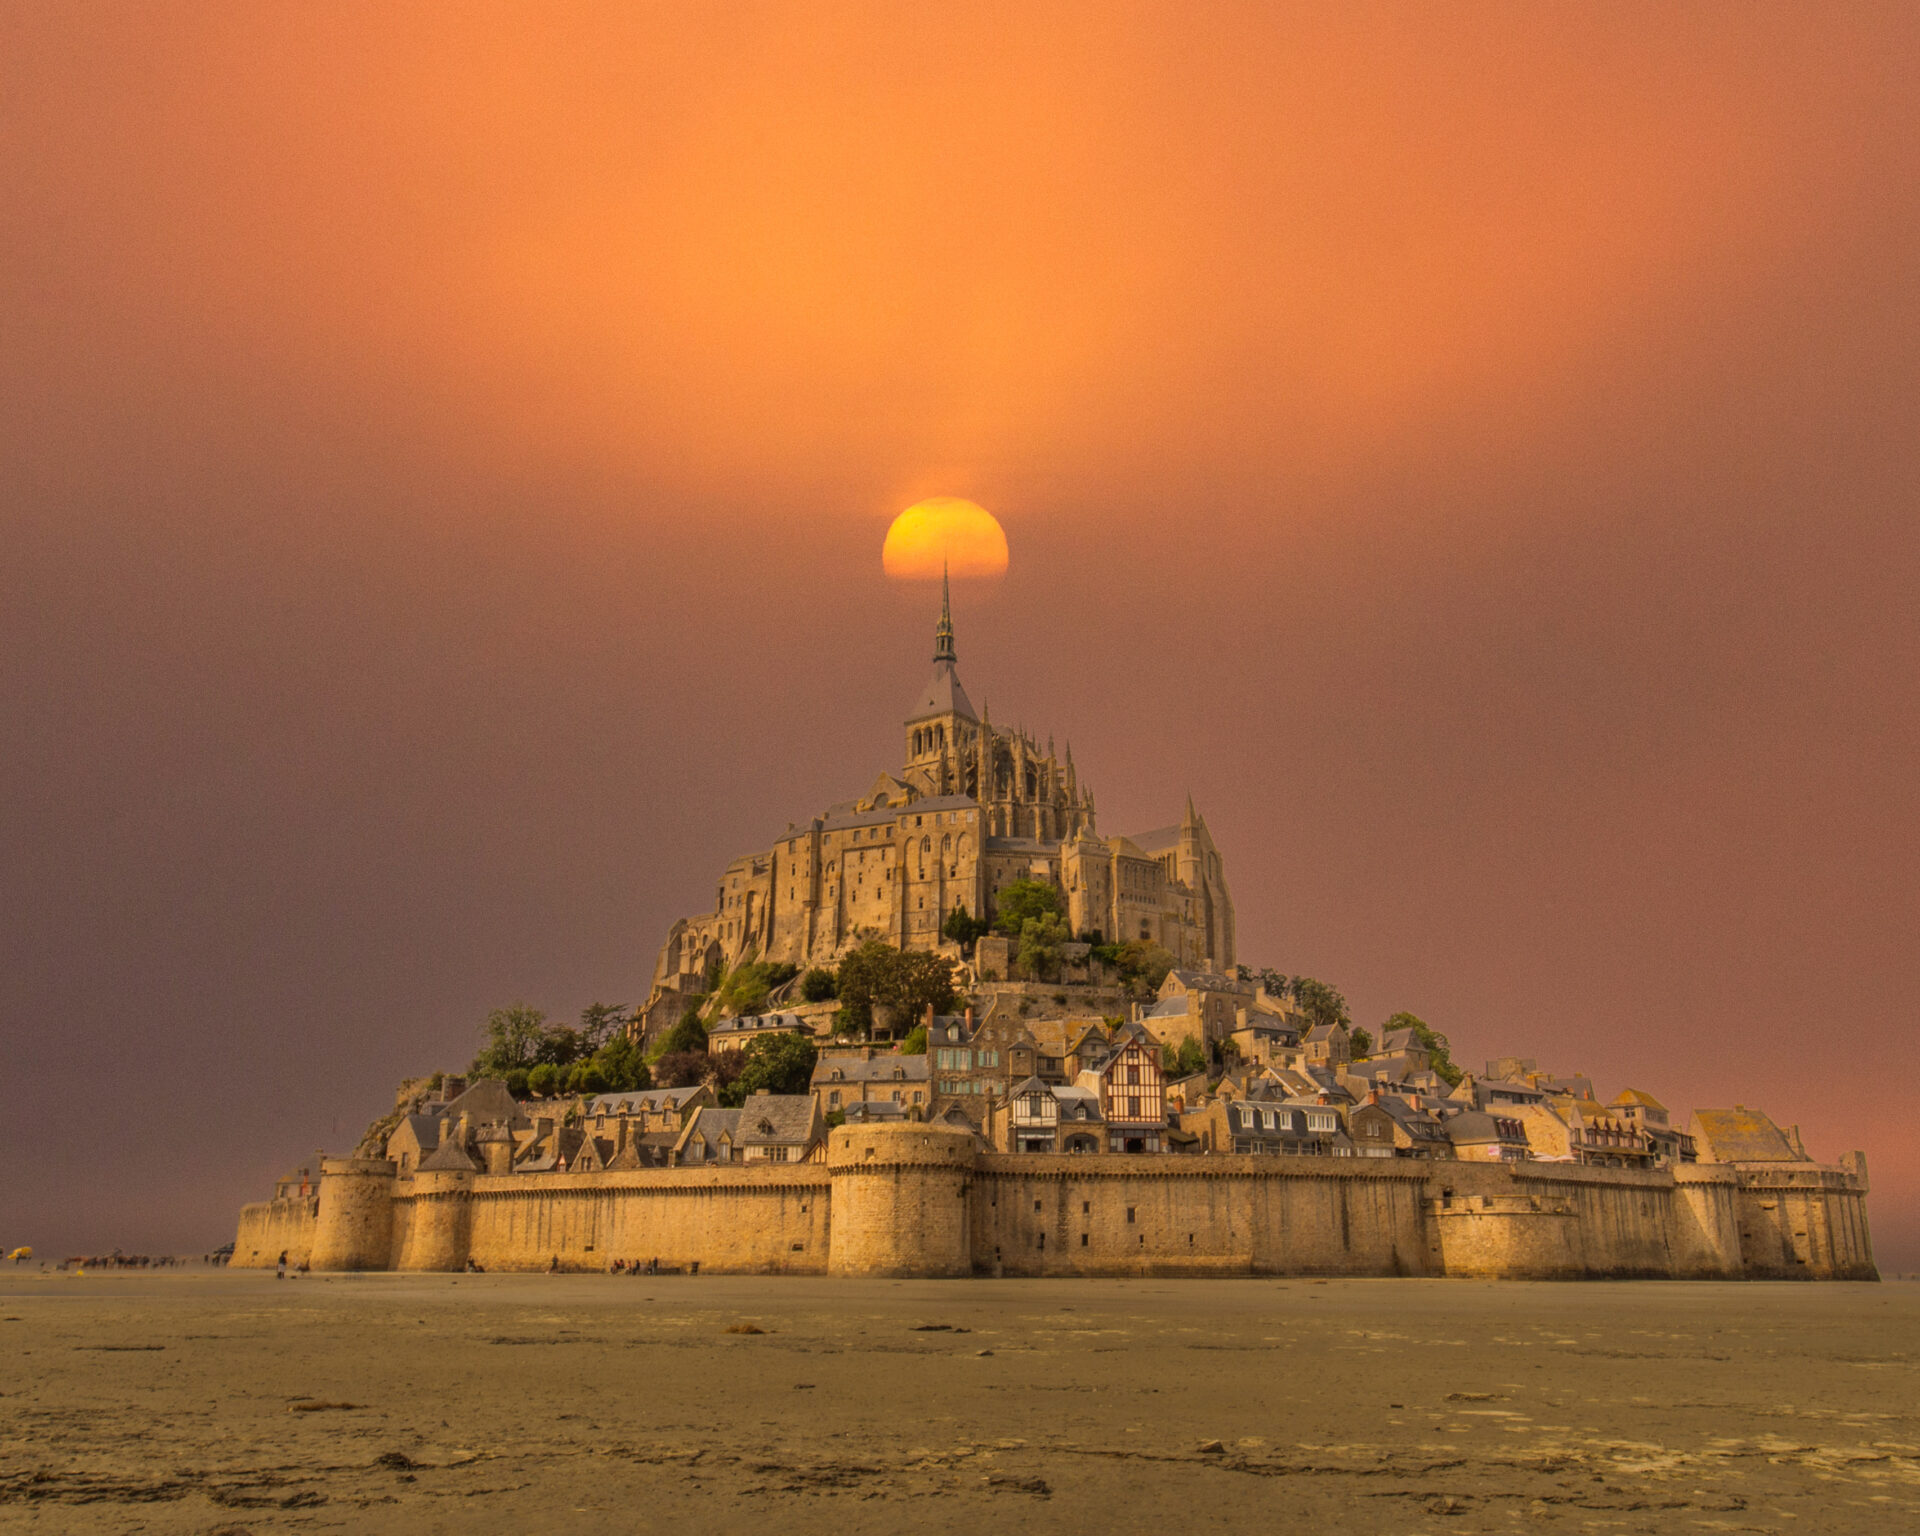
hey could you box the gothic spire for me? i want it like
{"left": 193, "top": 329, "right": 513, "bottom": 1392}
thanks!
{"left": 933, "top": 562, "right": 956, "bottom": 664}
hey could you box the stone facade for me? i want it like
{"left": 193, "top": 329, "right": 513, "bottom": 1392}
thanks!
{"left": 639, "top": 582, "right": 1236, "bottom": 1037}
{"left": 236, "top": 1123, "right": 1877, "bottom": 1280}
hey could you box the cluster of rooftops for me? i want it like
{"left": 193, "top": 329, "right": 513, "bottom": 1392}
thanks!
{"left": 269, "top": 967, "right": 1821, "bottom": 1193}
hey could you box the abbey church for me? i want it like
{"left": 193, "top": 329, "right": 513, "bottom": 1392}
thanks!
{"left": 642, "top": 582, "right": 1235, "bottom": 1031}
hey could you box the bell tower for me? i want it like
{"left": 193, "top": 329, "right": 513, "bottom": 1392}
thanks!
{"left": 903, "top": 567, "right": 977, "bottom": 793}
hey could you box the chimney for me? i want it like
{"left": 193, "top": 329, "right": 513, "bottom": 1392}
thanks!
{"left": 1368, "top": 1089, "right": 1380, "bottom": 1105}
{"left": 965, "top": 1005, "right": 975, "bottom": 1029}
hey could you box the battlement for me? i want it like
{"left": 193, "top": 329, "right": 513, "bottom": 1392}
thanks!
{"left": 242, "top": 1143, "right": 1876, "bottom": 1281}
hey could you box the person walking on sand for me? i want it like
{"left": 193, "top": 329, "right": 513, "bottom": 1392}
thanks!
{"left": 276, "top": 1250, "right": 287, "bottom": 1279}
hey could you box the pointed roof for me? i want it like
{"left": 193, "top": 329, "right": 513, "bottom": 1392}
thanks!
{"left": 906, "top": 573, "right": 977, "bottom": 724}
{"left": 934, "top": 564, "right": 956, "bottom": 663}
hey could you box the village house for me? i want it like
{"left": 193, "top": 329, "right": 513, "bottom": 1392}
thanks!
{"left": 1187, "top": 1099, "right": 1341, "bottom": 1155}
{"left": 735, "top": 1092, "right": 825, "bottom": 1163}
{"left": 1609, "top": 1088, "right": 1697, "bottom": 1164}
{"left": 586, "top": 1086, "right": 711, "bottom": 1138}
{"left": 1078, "top": 1022, "right": 1167, "bottom": 1153}
{"left": 1444, "top": 1110, "right": 1532, "bottom": 1162}
{"left": 1348, "top": 1092, "right": 1454, "bottom": 1159}
{"left": 705, "top": 1012, "right": 815, "bottom": 1051}
{"left": 810, "top": 1050, "right": 931, "bottom": 1117}
{"left": 671, "top": 1106, "right": 741, "bottom": 1165}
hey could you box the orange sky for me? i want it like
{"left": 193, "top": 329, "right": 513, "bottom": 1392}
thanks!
{"left": 4, "top": 4, "right": 1918, "bottom": 1264}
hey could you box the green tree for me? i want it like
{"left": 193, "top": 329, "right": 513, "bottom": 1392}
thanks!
{"left": 834, "top": 941, "right": 957, "bottom": 1034}
{"left": 566, "top": 1059, "right": 609, "bottom": 1095}
{"left": 1099, "top": 940, "right": 1175, "bottom": 998}
{"left": 992, "top": 878, "right": 1063, "bottom": 935}
{"left": 577, "top": 1001, "right": 629, "bottom": 1052}
{"left": 504, "top": 1067, "right": 531, "bottom": 1098}
{"left": 1349, "top": 1025, "right": 1374, "bottom": 1059}
{"left": 653, "top": 1011, "right": 709, "bottom": 1060}
{"left": 527, "top": 1062, "right": 562, "bottom": 1098}
{"left": 942, "top": 903, "right": 990, "bottom": 951}
{"left": 1016, "top": 913, "right": 1070, "bottom": 980}
{"left": 591, "top": 1033, "right": 652, "bottom": 1093}
{"left": 900, "top": 1024, "right": 928, "bottom": 1055}
{"left": 1289, "top": 977, "right": 1351, "bottom": 1033}
{"left": 1381, "top": 1011, "right": 1462, "bottom": 1086}
{"left": 471, "top": 1003, "right": 548, "bottom": 1077}
{"left": 721, "top": 1033, "right": 819, "bottom": 1106}
{"left": 533, "top": 1025, "right": 585, "bottom": 1068}
{"left": 1171, "top": 1037, "right": 1208, "bottom": 1077}
{"left": 799, "top": 966, "right": 838, "bottom": 1003}
{"left": 653, "top": 1050, "right": 710, "bottom": 1090}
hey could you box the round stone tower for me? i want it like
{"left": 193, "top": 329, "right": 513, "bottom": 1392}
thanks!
{"left": 399, "top": 1169, "right": 473, "bottom": 1272}
{"left": 827, "top": 1121, "right": 976, "bottom": 1277}
{"left": 309, "top": 1157, "right": 396, "bottom": 1271}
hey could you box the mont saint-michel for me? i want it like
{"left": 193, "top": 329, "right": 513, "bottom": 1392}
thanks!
{"left": 233, "top": 592, "right": 1876, "bottom": 1282}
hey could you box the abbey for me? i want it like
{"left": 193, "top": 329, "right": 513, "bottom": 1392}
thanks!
{"left": 642, "top": 580, "right": 1235, "bottom": 1033}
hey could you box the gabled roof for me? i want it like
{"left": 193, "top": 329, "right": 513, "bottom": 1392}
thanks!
{"left": 672, "top": 1106, "right": 741, "bottom": 1159}
{"left": 587, "top": 1087, "right": 705, "bottom": 1116}
{"left": 812, "top": 1054, "right": 930, "bottom": 1085}
{"left": 736, "top": 1093, "right": 822, "bottom": 1148}
{"left": 418, "top": 1135, "right": 481, "bottom": 1173}
{"left": 441, "top": 1079, "right": 525, "bottom": 1128}
{"left": 1691, "top": 1106, "right": 1803, "bottom": 1163}
{"left": 1612, "top": 1087, "right": 1666, "bottom": 1109}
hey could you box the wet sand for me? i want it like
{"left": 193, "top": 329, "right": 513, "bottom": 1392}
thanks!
{"left": 1, "top": 1271, "right": 1915, "bottom": 1534}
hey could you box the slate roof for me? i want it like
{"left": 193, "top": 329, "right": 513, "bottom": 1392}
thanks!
{"left": 1143, "top": 995, "right": 1190, "bottom": 1019}
{"left": 708, "top": 1012, "right": 812, "bottom": 1040}
{"left": 736, "top": 1093, "right": 821, "bottom": 1148}
{"left": 1052, "top": 1085, "right": 1103, "bottom": 1122}
{"left": 905, "top": 659, "right": 977, "bottom": 724}
{"left": 587, "top": 1087, "right": 705, "bottom": 1117}
{"left": 514, "top": 1126, "right": 584, "bottom": 1172}
{"left": 418, "top": 1135, "right": 481, "bottom": 1173}
{"left": 1691, "top": 1107, "right": 1802, "bottom": 1163}
{"left": 1445, "top": 1110, "right": 1524, "bottom": 1146}
{"left": 1164, "top": 968, "right": 1248, "bottom": 993}
{"left": 812, "top": 1055, "right": 930, "bottom": 1086}
{"left": 841, "top": 1100, "right": 907, "bottom": 1123}
{"left": 441, "top": 1079, "right": 525, "bottom": 1127}
{"left": 673, "top": 1107, "right": 741, "bottom": 1162}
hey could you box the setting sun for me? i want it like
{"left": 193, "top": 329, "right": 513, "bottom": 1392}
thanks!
{"left": 881, "top": 497, "right": 1010, "bottom": 581}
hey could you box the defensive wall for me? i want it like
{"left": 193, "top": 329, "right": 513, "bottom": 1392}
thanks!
{"left": 233, "top": 1124, "right": 1877, "bottom": 1279}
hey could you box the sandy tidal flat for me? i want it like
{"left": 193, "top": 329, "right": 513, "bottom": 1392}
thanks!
{"left": 0, "top": 1271, "right": 1916, "bottom": 1534}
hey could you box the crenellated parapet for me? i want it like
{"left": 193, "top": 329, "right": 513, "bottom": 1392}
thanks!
{"left": 274, "top": 1143, "right": 1876, "bottom": 1280}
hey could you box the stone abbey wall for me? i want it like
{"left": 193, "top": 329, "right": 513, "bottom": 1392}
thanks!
{"left": 237, "top": 1125, "right": 1877, "bottom": 1280}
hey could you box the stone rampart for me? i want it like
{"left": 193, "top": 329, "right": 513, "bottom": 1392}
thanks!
{"left": 386, "top": 1164, "right": 832, "bottom": 1273}
{"left": 262, "top": 1142, "right": 1876, "bottom": 1280}
{"left": 971, "top": 1153, "right": 1433, "bottom": 1277}
{"left": 232, "top": 1196, "right": 317, "bottom": 1269}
